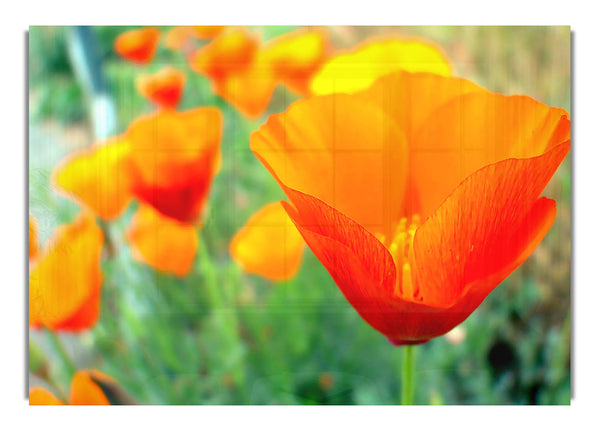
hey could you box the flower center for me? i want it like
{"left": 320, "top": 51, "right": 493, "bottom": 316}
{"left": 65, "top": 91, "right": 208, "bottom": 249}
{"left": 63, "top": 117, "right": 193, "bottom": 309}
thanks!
{"left": 380, "top": 214, "right": 423, "bottom": 302}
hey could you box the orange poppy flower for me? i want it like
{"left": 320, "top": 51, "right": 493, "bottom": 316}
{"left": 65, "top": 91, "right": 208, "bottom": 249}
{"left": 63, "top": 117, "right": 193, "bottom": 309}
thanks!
{"left": 310, "top": 36, "right": 452, "bottom": 95}
{"left": 127, "top": 204, "right": 198, "bottom": 277}
{"left": 52, "top": 136, "right": 132, "bottom": 220}
{"left": 164, "top": 26, "right": 192, "bottom": 51}
{"left": 29, "top": 214, "right": 40, "bottom": 260}
{"left": 230, "top": 202, "right": 305, "bottom": 281}
{"left": 29, "top": 387, "right": 64, "bottom": 405}
{"left": 126, "top": 107, "right": 223, "bottom": 223}
{"left": 188, "top": 26, "right": 225, "bottom": 40}
{"left": 251, "top": 71, "right": 570, "bottom": 345}
{"left": 211, "top": 52, "right": 277, "bottom": 118}
{"left": 189, "top": 27, "right": 259, "bottom": 81}
{"left": 137, "top": 66, "right": 186, "bottom": 109}
{"left": 263, "top": 28, "right": 332, "bottom": 96}
{"left": 114, "top": 27, "right": 160, "bottom": 64}
{"left": 30, "top": 370, "right": 126, "bottom": 405}
{"left": 29, "top": 212, "right": 104, "bottom": 331}
{"left": 190, "top": 27, "right": 276, "bottom": 118}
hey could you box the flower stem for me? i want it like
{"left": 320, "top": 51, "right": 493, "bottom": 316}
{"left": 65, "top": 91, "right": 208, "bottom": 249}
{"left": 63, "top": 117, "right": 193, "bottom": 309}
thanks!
{"left": 401, "top": 344, "right": 415, "bottom": 405}
{"left": 45, "top": 328, "right": 76, "bottom": 380}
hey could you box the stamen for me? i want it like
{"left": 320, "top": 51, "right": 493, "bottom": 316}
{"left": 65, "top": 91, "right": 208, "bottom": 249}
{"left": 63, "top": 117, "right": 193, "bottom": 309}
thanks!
{"left": 388, "top": 214, "right": 421, "bottom": 302}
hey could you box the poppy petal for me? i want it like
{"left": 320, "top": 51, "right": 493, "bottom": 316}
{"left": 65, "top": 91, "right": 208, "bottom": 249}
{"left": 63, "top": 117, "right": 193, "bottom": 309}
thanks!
{"left": 212, "top": 52, "right": 277, "bottom": 118}
{"left": 127, "top": 204, "right": 198, "bottom": 277}
{"left": 263, "top": 28, "right": 331, "bottom": 96}
{"left": 230, "top": 202, "right": 305, "bottom": 281}
{"left": 29, "top": 387, "right": 63, "bottom": 405}
{"left": 409, "top": 92, "right": 571, "bottom": 217}
{"left": 310, "top": 37, "right": 452, "bottom": 95}
{"left": 188, "top": 26, "right": 225, "bottom": 40}
{"left": 251, "top": 93, "right": 409, "bottom": 240}
{"left": 281, "top": 193, "right": 458, "bottom": 343}
{"left": 189, "top": 27, "right": 259, "bottom": 80}
{"left": 114, "top": 28, "right": 160, "bottom": 64}
{"left": 127, "top": 107, "right": 222, "bottom": 222}
{"left": 29, "top": 212, "right": 104, "bottom": 330}
{"left": 413, "top": 141, "right": 570, "bottom": 307}
{"left": 29, "top": 214, "right": 40, "bottom": 260}
{"left": 137, "top": 66, "right": 186, "bottom": 109}
{"left": 356, "top": 71, "right": 485, "bottom": 143}
{"left": 68, "top": 371, "right": 110, "bottom": 405}
{"left": 52, "top": 137, "right": 132, "bottom": 220}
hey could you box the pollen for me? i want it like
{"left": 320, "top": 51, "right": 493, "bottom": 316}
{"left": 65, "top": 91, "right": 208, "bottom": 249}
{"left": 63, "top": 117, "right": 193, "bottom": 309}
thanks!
{"left": 388, "top": 214, "right": 422, "bottom": 302}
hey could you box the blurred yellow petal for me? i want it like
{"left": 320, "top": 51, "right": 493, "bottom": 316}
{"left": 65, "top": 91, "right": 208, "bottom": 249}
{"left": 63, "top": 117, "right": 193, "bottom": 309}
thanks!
{"left": 68, "top": 370, "right": 110, "bottom": 405}
{"left": 263, "top": 27, "right": 331, "bottom": 95}
{"left": 29, "top": 214, "right": 39, "bottom": 260}
{"left": 230, "top": 202, "right": 304, "bottom": 281}
{"left": 127, "top": 204, "right": 198, "bottom": 277}
{"left": 52, "top": 137, "right": 132, "bottom": 220}
{"left": 29, "top": 212, "right": 104, "bottom": 330}
{"left": 29, "top": 387, "right": 63, "bottom": 405}
{"left": 310, "top": 36, "right": 452, "bottom": 95}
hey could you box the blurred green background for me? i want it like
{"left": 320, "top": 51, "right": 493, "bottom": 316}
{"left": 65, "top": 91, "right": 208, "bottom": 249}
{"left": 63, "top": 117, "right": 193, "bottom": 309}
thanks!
{"left": 28, "top": 26, "right": 571, "bottom": 405}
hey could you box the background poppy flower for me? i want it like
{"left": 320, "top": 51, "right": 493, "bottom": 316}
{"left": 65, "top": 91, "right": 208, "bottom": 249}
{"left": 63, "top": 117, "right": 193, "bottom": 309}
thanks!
{"left": 310, "top": 36, "right": 452, "bottom": 95}
{"left": 29, "top": 212, "right": 104, "bottom": 331}
{"left": 230, "top": 202, "right": 305, "bottom": 281}
{"left": 114, "top": 28, "right": 160, "bottom": 64}
{"left": 263, "top": 28, "right": 332, "bottom": 96}
{"left": 52, "top": 136, "right": 132, "bottom": 220}
{"left": 125, "top": 107, "right": 222, "bottom": 223}
{"left": 29, "top": 214, "right": 39, "bottom": 260}
{"left": 126, "top": 204, "right": 198, "bottom": 277}
{"left": 211, "top": 52, "right": 277, "bottom": 118}
{"left": 189, "top": 27, "right": 259, "bottom": 81}
{"left": 188, "top": 26, "right": 225, "bottom": 40}
{"left": 190, "top": 28, "right": 276, "bottom": 118}
{"left": 29, "top": 387, "right": 64, "bottom": 405}
{"left": 30, "top": 370, "right": 129, "bottom": 405}
{"left": 137, "top": 66, "right": 186, "bottom": 109}
{"left": 251, "top": 71, "right": 570, "bottom": 345}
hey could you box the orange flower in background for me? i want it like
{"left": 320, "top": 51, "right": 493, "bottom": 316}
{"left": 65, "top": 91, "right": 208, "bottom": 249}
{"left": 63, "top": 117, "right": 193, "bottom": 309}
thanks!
{"left": 188, "top": 26, "right": 225, "bottom": 40}
{"left": 190, "top": 27, "right": 276, "bottom": 118}
{"left": 127, "top": 204, "right": 199, "bottom": 277}
{"left": 114, "top": 27, "right": 160, "bottom": 64}
{"left": 310, "top": 36, "right": 452, "bottom": 95}
{"left": 29, "top": 214, "right": 40, "bottom": 260}
{"left": 211, "top": 52, "right": 277, "bottom": 118}
{"left": 190, "top": 27, "right": 259, "bottom": 80}
{"left": 165, "top": 26, "right": 225, "bottom": 51}
{"left": 251, "top": 71, "right": 570, "bottom": 345}
{"left": 52, "top": 136, "right": 132, "bottom": 220}
{"left": 29, "top": 212, "right": 104, "bottom": 331}
{"left": 230, "top": 202, "right": 305, "bottom": 281}
{"left": 263, "top": 27, "right": 332, "bottom": 96}
{"left": 137, "top": 66, "right": 186, "bottom": 109}
{"left": 29, "top": 387, "right": 63, "bottom": 405}
{"left": 126, "top": 107, "right": 223, "bottom": 223}
{"left": 30, "top": 370, "right": 130, "bottom": 405}
{"left": 164, "top": 26, "right": 191, "bottom": 51}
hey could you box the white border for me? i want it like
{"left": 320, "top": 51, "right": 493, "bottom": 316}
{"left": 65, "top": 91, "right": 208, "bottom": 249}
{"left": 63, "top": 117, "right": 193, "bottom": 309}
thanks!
{"left": 3, "top": 1, "right": 599, "bottom": 429}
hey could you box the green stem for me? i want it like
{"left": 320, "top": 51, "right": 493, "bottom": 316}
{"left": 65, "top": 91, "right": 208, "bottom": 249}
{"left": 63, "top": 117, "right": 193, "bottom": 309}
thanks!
{"left": 45, "top": 328, "right": 76, "bottom": 380}
{"left": 401, "top": 345, "right": 415, "bottom": 405}
{"left": 196, "top": 234, "right": 247, "bottom": 400}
